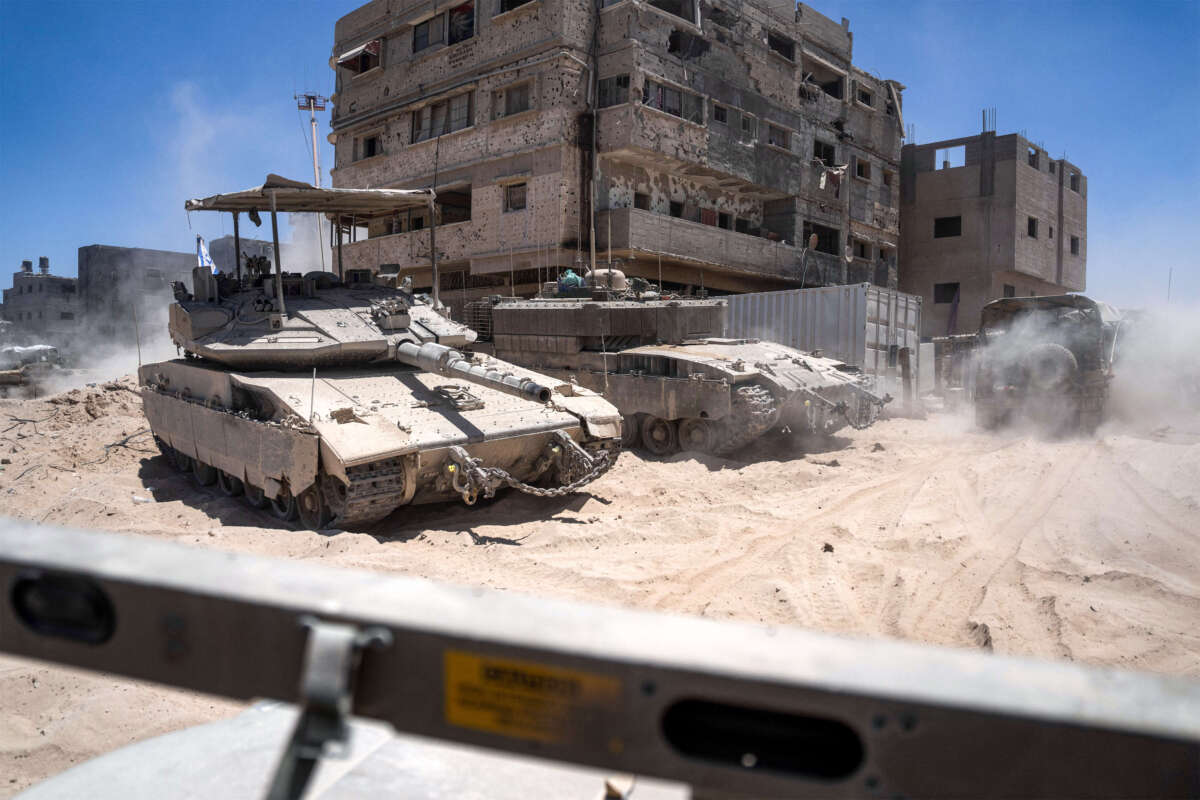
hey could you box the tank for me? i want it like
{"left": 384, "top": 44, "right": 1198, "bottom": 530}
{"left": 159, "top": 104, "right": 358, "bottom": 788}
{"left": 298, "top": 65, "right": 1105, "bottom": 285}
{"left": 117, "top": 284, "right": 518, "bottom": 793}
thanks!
{"left": 138, "top": 177, "right": 622, "bottom": 529}
{"left": 464, "top": 270, "right": 889, "bottom": 456}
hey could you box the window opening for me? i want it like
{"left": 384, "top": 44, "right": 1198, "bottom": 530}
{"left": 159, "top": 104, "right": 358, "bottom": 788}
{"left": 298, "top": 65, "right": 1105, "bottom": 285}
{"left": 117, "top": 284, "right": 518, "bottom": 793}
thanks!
{"left": 337, "top": 39, "right": 381, "bottom": 74}
{"left": 855, "top": 158, "right": 871, "bottom": 180}
{"left": 853, "top": 239, "right": 870, "bottom": 259}
{"left": 882, "top": 170, "right": 894, "bottom": 187}
{"left": 1070, "top": 236, "right": 1080, "bottom": 255}
{"left": 505, "top": 183, "right": 527, "bottom": 212}
{"left": 1027, "top": 147, "right": 1039, "bottom": 169}
{"left": 634, "top": 192, "right": 650, "bottom": 210}
{"left": 648, "top": 0, "right": 695, "bottom": 23}
{"left": 495, "top": 82, "right": 531, "bottom": 118}
{"left": 413, "top": 16, "right": 444, "bottom": 51}
{"left": 938, "top": 145, "right": 965, "bottom": 169}
{"left": 813, "top": 139, "right": 835, "bottom": 165}
{"left": 856, "top": 86, "right": 873, "bottom": 107}
{"left": 360, "top": 134, "right": 381, "bottom": 159}
{"left": 643, "top": 79, "right": 703, "bottom": 124}
{"left": 801, "top": 221, "right": 839, "bottom": 254}
{"left": 717, "top": 212, "right": 731, "bottom": 229}
{"left": 412, "top": 93, "right": 473, "bottom": 142}
{"left": 767, "top": 31, "right": 795, "bottom": 61}
{"left": 495, "top": 0, "right": 534, "bottom": 14}
{"left": 767, "top": 124, "right": 790, "bottom": 149}
{"left": 448, "top": 2, "right": 475, "bottom": 44}
{"left": 801, "top": 56, "right": 844, "bottom": 100}
{"left": 1027, "top": 217, "right": 1038, "bottom": 238}
{"left": 933, "top": 282, "right": 960, "bottom": 304}
{"left": 669, "top": 201, "right": 684, "bottom": 218}
{"left": 712, "top": 104, "right": 727, "bottom": 125}
{"left": 437, "top": 187, "right": 472, "bottom": 224}
{"left": 1070, "top": 173, "right": 1080, "bottom": 192}
{"left": 1003, "top": 284, "right": 1015, "bottom": 298}
{"left": 597, "top": 75, "right": 630, "bottom": 108}
{"left": 740, "top": 113, "right": 756, "bottom": 141}
{"left": 933, "top": 216, "right": 962, "bottom": 238}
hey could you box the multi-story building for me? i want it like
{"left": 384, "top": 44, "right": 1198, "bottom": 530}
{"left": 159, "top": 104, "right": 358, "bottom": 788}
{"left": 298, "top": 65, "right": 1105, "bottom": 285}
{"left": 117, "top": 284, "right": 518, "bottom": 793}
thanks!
{"left": 329, "top": 0, "right": 904, "bottom": 314}
{"left": 1, "top": 258, "right": 80, "bottom": 345}
{"left": 899, "top": 132, "right": 1087, "bottom": 338}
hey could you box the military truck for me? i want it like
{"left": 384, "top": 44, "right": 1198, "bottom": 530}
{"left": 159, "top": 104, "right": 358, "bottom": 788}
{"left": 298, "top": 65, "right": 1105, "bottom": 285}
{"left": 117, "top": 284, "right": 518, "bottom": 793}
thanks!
{"left": 465, "top": 270, "right": 888, "bottom": 456}
{"left": 972, "top": 294, "right": 1123, "bottom": 432}
{"left": 140, "top": 176, "right": 622, "bottom": 529}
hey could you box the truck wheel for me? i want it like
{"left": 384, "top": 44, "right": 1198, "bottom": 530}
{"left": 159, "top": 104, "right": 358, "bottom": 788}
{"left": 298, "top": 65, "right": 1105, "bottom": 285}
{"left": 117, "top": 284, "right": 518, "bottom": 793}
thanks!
{"left": 297, "top": 485, "right": 332, "bottom": 530}
{"left": 640, "top": 415, "right": 679, "bottom": 456}
{"left": 216, "top": 470, "right": 244, "bottom": 497}
{"left": 620, "top": 414, "right": 642, "bottom": 448}
{"left": 271, "top": 487, "right": 299, "bottom": 521}
{"left": 192, "top": 460, "right": 217, "bottom": 487}
{"left": 243, "top": 484, "right": 269, "bottom": 509}
{"left": 678, "top": 418, "right": 717, "bottom": 453}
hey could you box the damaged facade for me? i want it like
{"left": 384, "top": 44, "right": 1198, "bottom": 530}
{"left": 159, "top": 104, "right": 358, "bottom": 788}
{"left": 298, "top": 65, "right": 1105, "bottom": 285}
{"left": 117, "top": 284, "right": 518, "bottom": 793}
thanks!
{"left": 329, "top": 0, "right": 904, "bottom": 314}
{"left": 1, "top": 258, "right": 80, "bottom": 346}
{"left": 899, "top": 132, "right": 1087, "bottom": 338}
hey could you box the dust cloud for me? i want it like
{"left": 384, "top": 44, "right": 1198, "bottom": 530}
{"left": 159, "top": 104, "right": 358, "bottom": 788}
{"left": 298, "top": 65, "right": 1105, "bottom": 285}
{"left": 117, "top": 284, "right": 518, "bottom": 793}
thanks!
{"left": 1106, "top": 306, "right": 1200, "bottom": 434}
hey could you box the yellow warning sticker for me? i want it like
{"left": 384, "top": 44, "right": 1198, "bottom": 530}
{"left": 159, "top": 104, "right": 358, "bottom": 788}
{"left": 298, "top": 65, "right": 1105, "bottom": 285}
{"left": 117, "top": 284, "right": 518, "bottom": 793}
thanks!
{"left": 444, "top": 650, "right": 621, "bottom": 743}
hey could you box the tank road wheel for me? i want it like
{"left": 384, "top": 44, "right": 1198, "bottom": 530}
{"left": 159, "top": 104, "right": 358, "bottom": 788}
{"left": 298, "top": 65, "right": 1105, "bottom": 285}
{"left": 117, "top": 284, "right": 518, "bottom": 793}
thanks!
{"left": 296, "top": 484, "right": 332, "bottom": 530}
{"left": 620, "top": 414, "right": 642, "bottom": 449}
{"left": 192, "top": 459, "right": 218, "bottom": 487}
{"left": 271, "top": 487, "right": 299, "bottom": 521}
{"left": 243, "top": 484, "right": 269, "bottom": 509}
{"left": 640, "top": 415, "right": 679, "bottom": 456}
{"left": 678, "top": 418, "right": 718, "bottom": 454}
{"left": 216, "top": 470, "right": 244, "bottom": 497}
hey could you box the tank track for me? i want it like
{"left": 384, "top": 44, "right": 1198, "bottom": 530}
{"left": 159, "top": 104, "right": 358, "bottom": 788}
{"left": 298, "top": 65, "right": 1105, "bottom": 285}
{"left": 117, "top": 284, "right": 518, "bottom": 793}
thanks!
{"left": 329, "top": 457, "right": 412, "bottom": 528}
{"left": 713, "top": 384, "right": 780, "bottom": 455}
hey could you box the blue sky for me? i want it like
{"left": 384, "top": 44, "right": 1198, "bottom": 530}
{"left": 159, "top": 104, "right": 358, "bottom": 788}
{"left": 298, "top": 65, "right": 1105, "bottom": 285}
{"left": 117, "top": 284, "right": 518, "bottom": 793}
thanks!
{"left": 1, "top": 0, "right": 1197, "bottom": 307}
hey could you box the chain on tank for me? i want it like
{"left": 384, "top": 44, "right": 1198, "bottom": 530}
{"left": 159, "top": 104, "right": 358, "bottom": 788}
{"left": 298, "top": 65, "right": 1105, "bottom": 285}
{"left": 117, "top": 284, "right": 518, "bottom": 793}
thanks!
{"left": 447, "top": 431, "right": 618, "bottom": 504}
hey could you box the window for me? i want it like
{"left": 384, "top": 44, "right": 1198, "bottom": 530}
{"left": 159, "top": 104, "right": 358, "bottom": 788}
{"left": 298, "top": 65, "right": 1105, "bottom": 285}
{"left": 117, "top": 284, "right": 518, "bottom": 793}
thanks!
{"left": 494, "top": 82, "right": 531, "bottom": 118}
{"left": 1027, "top": 147, "right": 1039, "bottom": 169}
{"left": 642, "top": 79, "right": 703, "bottom": 124}
{"left": 813, "top": 139, "right": 835, "bottom": 164}
{"left": 60, "top": 312, "right": 74, "bottom": 320}
{"left": 767, "top": 31, "right": 795, "bottom": 61}
{"left": 1003, "top": 284, "right": 1015, "bottom": 298}
{"left": 505, "top": 183, "right": 527, "bottom": 212}
{"left": 411, "top": 92, "right": 473, "bottom": 142}
{"left": 634, "top": 192, "right": 650, "bottom": 210}
{"left": 1049, "top": 162, "right": 1056, "bottom": 174}
{"left": 669, "top": 201, "right": 683, "bottom": 218}
{"left": 597, "top": 75, "right": 630, "bottom": 108}
{"left": 734, "top": 217, "right": 750, "bottom": 234}
{"left": 717, "top": 212, "right": 731, "bottom": 230}
{"left": 802, "top": 221, "right": 839, "bottom": 254}
{"left": 647, "top": 0, "right": 695, "bottom": 23}
{"left": 1070, "top": 173, "right": 1080, "bottom": 192}
{"left": 337, "top": 39, "right": 381, "bottom": 74}
{"left": 767, "top": 124, "right": 790, "bottom": 149}
{"left": 856, "top": 86, "right": 874, "bottom": 107}
{"left": 358, "top": 134, "right": 381, "bottom": 160}
{"left": 801, "top": 55, "right": 844, "bottom": 100}
{"left": 1049, "top": 226, "right": 1054, "bottom": 239}
{"left": 853, "top": 239, "right": 870, "bottom": 259}
{"left": 1027, "top": 216, "right": 1038, "bottom": 238}
{"left": 448, "top": 3, "right": 475, "bottom": 44}
{"left": 740, "top": 113, "right": 756, "bottom": 141}
{"left": 938, "top": 145, "right": 965, "bottom": 169}
{"left": 413, "top": 16, "right": 444, "bottom": 52}
{"left": 437, "top": 187, "right": 472, "bottom": 224}
{"left": 1070, "top": 236, "right": 1080, "bottom": 255}
{"left": 495, "top": 0, "right": 534, "bottom": 15}
{"left": 855, "top": 157, "right": 871, "bottom": 180}
{"left": 712, "top": 104, "right": 727, "bottom": 125}
{"left": 882, "top": 170, "right": 894, "bottom": 187}
{"left": 933, "top": 282, "right": 960, "bottom": 304}
{"left": 933, "top": 216, "right": 962, "bottom": 238}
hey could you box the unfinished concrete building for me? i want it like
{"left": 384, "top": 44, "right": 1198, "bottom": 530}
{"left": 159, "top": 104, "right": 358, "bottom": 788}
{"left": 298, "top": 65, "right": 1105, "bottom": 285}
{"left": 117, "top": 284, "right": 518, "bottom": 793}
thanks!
{"left": 0, "top": 258, "right": 80, "bottom": 346}
{"left": 329, "top": 0, "right": 904, "bottom": 314}
{"left": 899, "top": 132, "right": 1087, "bottom": 338}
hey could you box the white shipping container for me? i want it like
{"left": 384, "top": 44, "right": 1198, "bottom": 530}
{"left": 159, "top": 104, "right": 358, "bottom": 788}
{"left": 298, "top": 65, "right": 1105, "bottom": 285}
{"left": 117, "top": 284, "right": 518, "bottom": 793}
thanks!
{"left": 723, "top": 283, "right": 923, "bottom": 397}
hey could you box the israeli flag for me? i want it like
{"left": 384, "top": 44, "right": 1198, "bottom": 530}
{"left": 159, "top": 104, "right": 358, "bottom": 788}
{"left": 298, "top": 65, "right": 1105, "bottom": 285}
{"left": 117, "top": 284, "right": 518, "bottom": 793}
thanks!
{"left": 196, "top": 235, "right": 217, "bottom": 274}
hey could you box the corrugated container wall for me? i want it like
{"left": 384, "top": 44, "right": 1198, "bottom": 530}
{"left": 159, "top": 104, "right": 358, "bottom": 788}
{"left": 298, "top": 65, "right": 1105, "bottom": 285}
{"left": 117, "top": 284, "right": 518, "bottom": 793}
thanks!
{"left": 724, "top": 284, "right": 923, "bottom": 397}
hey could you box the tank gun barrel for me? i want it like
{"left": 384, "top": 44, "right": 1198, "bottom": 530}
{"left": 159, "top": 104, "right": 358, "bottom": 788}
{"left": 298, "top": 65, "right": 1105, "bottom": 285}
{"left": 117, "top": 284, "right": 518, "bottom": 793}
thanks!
{"left": 395, "top": 341, "right": 553, "bottom": 403}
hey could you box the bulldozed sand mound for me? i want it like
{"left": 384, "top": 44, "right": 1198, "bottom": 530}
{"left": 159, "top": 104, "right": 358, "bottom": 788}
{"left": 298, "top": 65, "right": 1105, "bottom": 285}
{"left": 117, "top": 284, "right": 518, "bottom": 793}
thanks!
{"left": 2, "top": 378, "right": 1199, "bottom": 794}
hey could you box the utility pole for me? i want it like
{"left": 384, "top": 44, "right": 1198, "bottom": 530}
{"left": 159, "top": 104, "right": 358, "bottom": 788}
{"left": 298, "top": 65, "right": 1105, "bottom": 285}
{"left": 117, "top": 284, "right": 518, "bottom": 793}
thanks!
{"left": 295, "top": 92, "right": 329, "bottom": 270}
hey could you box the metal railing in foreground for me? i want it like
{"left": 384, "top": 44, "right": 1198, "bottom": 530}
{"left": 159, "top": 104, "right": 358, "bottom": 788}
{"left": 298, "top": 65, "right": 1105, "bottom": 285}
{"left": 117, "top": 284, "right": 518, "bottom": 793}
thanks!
{"left": 0, "top": 521, "right": 1197, "bottom": 799}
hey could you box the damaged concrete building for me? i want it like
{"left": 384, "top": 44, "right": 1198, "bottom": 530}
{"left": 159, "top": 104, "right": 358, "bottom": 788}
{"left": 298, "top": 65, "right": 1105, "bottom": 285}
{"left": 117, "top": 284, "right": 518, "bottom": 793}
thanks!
{"left": 899, "top": 132, "right": 1087, "bottom": 338}
{"left": 1, "top": 258, "right": 80, "bottom": 346}
{"left": 329, "top": 0, "right": 904, "bottom": 313}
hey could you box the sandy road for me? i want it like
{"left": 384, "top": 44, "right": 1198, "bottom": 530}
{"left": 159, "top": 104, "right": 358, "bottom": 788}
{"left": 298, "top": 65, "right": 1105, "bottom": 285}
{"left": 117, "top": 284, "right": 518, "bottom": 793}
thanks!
{"left": 1, "top": 378, "right": 1198, "bottom": 794}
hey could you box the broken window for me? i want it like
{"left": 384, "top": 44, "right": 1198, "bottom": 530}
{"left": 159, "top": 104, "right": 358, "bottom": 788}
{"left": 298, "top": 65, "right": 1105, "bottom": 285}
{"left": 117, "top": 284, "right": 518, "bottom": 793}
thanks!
{"left": 853, "top": 239, "right": 870, "bottom": 259}
{"left": 855, "top": 157, "right": 871, "bottom": 180}
{"left": 813, "top": 139, "right": 835, "bottom": 165}
{"left": 412, "top": 92, "right": 473, "bottom": 142}
{"left": 597, "top": 75, "right": 630, "bottom": 108}
{"left": 802, "top": 221, "right": 839, "bottom": 254}
{"left": 437, "top": 187, "right": 472, "bottom": 224}
{"left": 706, "top": 4, "right": 736, "bottom": 28}
{"left": 1070, "top": 235, "right": 1080, "bottom": 255}
{"left": 495, "top": 0, "right": 534, "bottom": 14}
{"left": 767, "top": 124, "right": 790, "bottom": 149}
{"left": 933, "top": 282, "right": 960, "bottom": 304}
{"left": 856, "top": 86, "right": 873, "bottom": 107}
{"left": 1070, "top": 173, "right": 1081, "bottom": 192}
{"left": 447, "top": 2, "right": 475, "bottom": 44}
{"left": 494, "top": 81, "right": 532, "bottom": 118}
{"left": 634, "top": 192, "right": 650, "bottom": 210}
{"left": 642, "top": 79, "right": 703, "bottom": 124}
{"left": 767, "top": 31, "right": 795, "bottom": 61}
{"left": 938, "top": 145, "right": 965, "bottom": 169}
{"left": 801, "top": 55, "right": 844, "bottom": 100}
{"left": 734, "top": 218, "right": 750, "bottom": 234}
{"left": 358, "top": 134, "right": 381, "bottom": 160}
{"left": 740, "top": 113, "right": 756, "bottom": 141}
{"left": 648, "top": 0, "right": 695, "bottom": 24}
{"left": 1027, "top": 216, "right": 1038, "bottom": 238}
{"left": 1003, "top": 284, "right": 1015, "bottom": 298}
{"left": 337, "top": 39, "right": 382, "bottom": 74}
{"left": 712, "top": 104, "right": 727, "bottom": 125}
{"left": 933, "top": 216, "right": 962, "bottom": 238}
{"left": 718, "top": 212, "right": 731, "bottom": 229}
{"left": 505, "top": 183, "right": 527, "bottom": 212}
{"left": 669, "top": 201, "right": 684, "bottom": 218}
{"left": 413, "top": 16, "right": 444, "bottom": 52}
{"left": 1027, "top": 147, "right": 1039, "bottom": 169}
{"left": 882, "top": 170, "right": 894, "bottom": 187}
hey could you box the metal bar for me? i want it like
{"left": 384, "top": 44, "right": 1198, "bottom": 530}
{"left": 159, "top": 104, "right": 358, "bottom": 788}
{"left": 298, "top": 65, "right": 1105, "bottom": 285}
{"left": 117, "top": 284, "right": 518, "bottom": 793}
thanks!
{"left": 1, "top": 523, "right": 1197, "bottom": 799}
{"left": 336, "top": 218, "right": 344, "bottom": 281}
{"left": 269, "top": 191, "right": 287, "bottom": 317}
{"left": 232, "top": 212, "right": 242, "bottom": 286}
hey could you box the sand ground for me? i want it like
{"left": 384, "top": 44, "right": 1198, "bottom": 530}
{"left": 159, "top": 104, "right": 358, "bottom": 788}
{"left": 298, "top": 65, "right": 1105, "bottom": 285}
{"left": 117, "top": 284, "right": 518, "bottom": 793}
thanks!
{"left": 1, "top": 378, "right": 1198, "bottom": 795}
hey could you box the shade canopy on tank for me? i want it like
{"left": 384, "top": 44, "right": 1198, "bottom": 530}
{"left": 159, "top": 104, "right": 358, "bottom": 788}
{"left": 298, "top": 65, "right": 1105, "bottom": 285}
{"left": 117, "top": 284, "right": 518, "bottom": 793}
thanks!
{"left": 184, "top": 174, "right": 434, "bottom": 218}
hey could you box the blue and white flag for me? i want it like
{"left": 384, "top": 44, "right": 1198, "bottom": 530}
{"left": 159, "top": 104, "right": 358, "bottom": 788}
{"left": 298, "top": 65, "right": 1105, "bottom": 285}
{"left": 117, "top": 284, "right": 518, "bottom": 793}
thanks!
{"left": 196, "top": 235, "right": 217, "bottom": 274}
